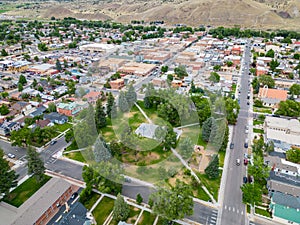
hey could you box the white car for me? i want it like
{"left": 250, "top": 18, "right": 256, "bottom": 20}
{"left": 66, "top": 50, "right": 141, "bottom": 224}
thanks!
{"left": 7, "top": 153, "right": 16, "bottom": 159}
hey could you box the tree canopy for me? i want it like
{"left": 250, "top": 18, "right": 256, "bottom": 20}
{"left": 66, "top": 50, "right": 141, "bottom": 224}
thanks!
{"left": 113, "top": 194, "right": 130, "bottom": 222}
{"left": 26, "top": 146, "right": 45, "bottom": 182}
{"left": 205, "top": 154, "right": 219, "bottom": 179}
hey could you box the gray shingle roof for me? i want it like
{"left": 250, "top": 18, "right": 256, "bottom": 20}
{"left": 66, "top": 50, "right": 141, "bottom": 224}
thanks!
{"left": 272, "top": 191, "right": 300, "bottom": 209}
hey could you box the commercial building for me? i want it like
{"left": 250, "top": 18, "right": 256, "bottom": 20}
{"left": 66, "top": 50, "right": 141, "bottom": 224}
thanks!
{"left": 118, "top": 62, "right": 156, "bottom": 76}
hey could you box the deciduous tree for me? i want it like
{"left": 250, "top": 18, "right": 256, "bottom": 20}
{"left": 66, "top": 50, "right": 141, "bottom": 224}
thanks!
{"left": 113, "top": 194, "right": 130, "bottom": 222}
{"left": 26, "top": 146, "right": 45, "bottom": 182}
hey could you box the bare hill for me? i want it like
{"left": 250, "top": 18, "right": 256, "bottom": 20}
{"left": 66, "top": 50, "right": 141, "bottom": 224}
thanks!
{"left": 5, "top": 0, "right": 300, "bottom": 30}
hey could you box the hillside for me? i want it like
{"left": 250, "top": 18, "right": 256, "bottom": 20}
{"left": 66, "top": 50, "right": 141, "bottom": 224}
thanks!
{"left": 3, "top": 0, "right": 300, "bottom": 30}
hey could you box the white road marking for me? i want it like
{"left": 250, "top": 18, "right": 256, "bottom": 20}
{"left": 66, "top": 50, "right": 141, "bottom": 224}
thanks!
{"left": 224, "top": 205, "right": 227, "bottom": 210}
{"left": 241, "top": 211, "right": 244, "bottom": 215}
{"left": 237, "top": 209, "right": 239, "bottom": 214}
{"left": 233, "top": 207, "right": 235, "bottom": 212}
{"left": 229, "top": 207, "right": 231, "bottom": 211}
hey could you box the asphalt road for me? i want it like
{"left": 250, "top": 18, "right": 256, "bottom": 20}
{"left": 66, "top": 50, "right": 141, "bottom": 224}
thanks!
{"left": 219, "top": 42, "right": 251, "bottom": 225}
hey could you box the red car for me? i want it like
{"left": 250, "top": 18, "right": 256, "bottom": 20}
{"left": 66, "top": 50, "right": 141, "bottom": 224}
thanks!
{"left": 244, "top": 159, "right": 248, "bottom": 166}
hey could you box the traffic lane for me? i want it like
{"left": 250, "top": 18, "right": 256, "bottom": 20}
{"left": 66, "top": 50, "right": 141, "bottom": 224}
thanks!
{"left": 188, "top": 202, "right": 218, "bottom": 225}
{"left": 122, "top": 184, "right": 154, "bottom": 203}
{"left": 0, "top": 139, "right": 27, "bottom": 159}
{"left": 46, "top": 158, "right": 83, "bottom": 181}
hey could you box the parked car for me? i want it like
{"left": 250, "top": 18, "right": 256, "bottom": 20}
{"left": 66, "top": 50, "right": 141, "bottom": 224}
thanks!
{"left": 230, "top": 143, "right": 234, "bottom": 149}
{"left": 50, "top": 140, "right": 57, "bottom": 145}
{"left": 7, "top": 153, "right": 16, "bottom": 159}
{"left": 71, "top": 192, "right": 78, "bottom": 199}
{"left": 243, "top": 177, "right": 248, "bottom": 183}
{"left": 244, "top": 159, "right": 248, "bottom": 166}
{"left": 236, "top": 159, "right": 240, "bottom": 166}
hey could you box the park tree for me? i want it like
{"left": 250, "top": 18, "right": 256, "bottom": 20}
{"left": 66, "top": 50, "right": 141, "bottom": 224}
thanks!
{"left": 163, "top": 126, "right": 177, "bottom": 151}
{"left": 0, "top": 149, "right": 18, "bottom": 199}
{"left": 258, "top": 75, "right": 275, "bottom": 88}
{"left": 55, "top": 59, "right": 62, "bottom": 71}
{"left": 113, "top": 194, "right": 130, "bottom": 222}
{"left": 289, "top": 84, "right": 300, "bottom": 96}
{"left": 155, "top": 126, "right": 167, "bottom": 142}
{"left": 125, "top": 84, "right": 137, "bottom": 108}
{"left": 178, "top": 137, "right": 194, "bottom": 160}
{"left": 10, "top": 128, "right": 31, "bottom": 147}
{"left": 118, "top": 91, "right": 129, "bottom": 112}
{"left": 161, "top": 65, "right": 168, "bottom": 73}
{"left": 174, "top": 65, "right": 188, "bottom": 78}
{"left": 19, "top": 74, "right": 27, "bottom": 85}
{"left": 149, "top": 180, "right": 193, "bottom": 220}
{"left": 95, "top": 98, "right": 106, "bottom": 129}
{"left": 241, "top": 183, "right": 262, "bottom": 206}
{"left": 202, "top": 117, "right": 217, "bottom": 142}
{"left": 205, "top": 154, "right": 219, "bottom": 179}
{"left": 93, "top": 138, "right": 111, "bottom": 162}
{"left": 26, "top": 146, "right": 45, "bottom": 182}
{"left": 157, "top": 102, "right": 180, "bottom": 126}
{"left": 136, "top": 193, "right": 143, "bottom": 204}
{"left": 209, "top": 72, "right": 220, "bottom": 83}
{"left": 106, "top": 92, "right": 115, "bottom": 117}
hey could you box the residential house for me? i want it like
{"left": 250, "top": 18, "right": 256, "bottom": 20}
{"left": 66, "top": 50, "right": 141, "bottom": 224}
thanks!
{"left": 264, "top": 116, "right": 300, "bottom": 151}
{"left": 44, "top": 112, "right": 68, "bottom": 124}
{"left": 258, "top": 87, "right": 287, "bottom": 107}
{"left": 82, "top": 91, "right": 102, "bottom": 104}
{"left": 0, "top": 121, "right": 21, "bottom": 136}
{"left": 57, "top": 102, "right": 88, "bottom": 116}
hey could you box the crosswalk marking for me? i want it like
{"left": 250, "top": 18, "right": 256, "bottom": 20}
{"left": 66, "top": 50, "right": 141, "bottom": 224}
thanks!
{"left": 229, "top": 207, "right": 231, "bottom": 211}
{"left": 241, "top": 211, "right": 244, "bottom": 215}
{"left": 237, "top": 209, "right": 239, "bottom": 214}
{"left": 233, "top": 207, "right": 235, "bottom": 212}
{"left": 224, "top": 205, "right": 227, "bottom": 210}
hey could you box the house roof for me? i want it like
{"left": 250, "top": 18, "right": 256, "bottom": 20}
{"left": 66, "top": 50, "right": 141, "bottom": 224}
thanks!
{"left": 82, "top": 91, "right": 102, "bottom": 99}
{"left": 44, "top": 112, "right": 67, "bottom": 121}
{"left": 271, "top": 191, "right": 300, "bottom": 209}
{"left": 258, "top": 88, "right": 288, "bottom": 101}
{"left": 11, "top": 178, "right": 73, "bottom": 225}
{"left": 271, "top": 203, "right": 300, "bottom": 223}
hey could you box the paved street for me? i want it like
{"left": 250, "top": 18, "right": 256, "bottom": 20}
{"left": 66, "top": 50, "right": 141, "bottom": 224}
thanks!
{"left": 218, "top": 42, "right": 252, "bottom": 225}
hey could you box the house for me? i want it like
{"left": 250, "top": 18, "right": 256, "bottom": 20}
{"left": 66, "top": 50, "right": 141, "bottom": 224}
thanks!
{"left": 35, "top": 119, "right": 51, "bottom": 128}
{"left": 152, "top": 77, "right": 167, "bottom": 88}
{"left": 264, "top": 116, "right": 300, "bottom": 151}
{"left": 0, "top": 178, "right": 79, "bottom": 225}
{"left": 82, "top": 91, "right": 102, "bottom": 104}
{"left": 258, "top": 87, "right": 287, "bottom": 107}
{"left": 110, "top": 79, "right": 125, "bottom": 90}
{"left": 264, "top": 155, "right": 300, "bottom": 177}
{"left": 29, "top": 106, "right": 47, "bottom": 118}
{"left": 57, "top": 102, "right": 88, "bottom": 116}
{"left": 269, "top": 191, "right": 300, "bottom": 224}
{"left": 44, "top": 112, "right": 68, "bottom": 124}
{"left": 0, "top": 121, "right": 21, "bottom": 135}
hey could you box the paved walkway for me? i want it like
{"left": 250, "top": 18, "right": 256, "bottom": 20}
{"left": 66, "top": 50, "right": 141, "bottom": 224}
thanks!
{"left": 134, "top": 102, "right": 152, "bottom": 124}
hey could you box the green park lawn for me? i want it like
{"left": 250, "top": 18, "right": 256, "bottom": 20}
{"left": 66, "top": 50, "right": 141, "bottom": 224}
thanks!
{"left": 92, "top": 196, "right": 115, "bottom": 225}
{"left": 53, "top": 122, "right": 72, "bottom": 132}
{"left": 4, "top": 176, "right": 51, "bottom": 207}
{"left": 64, "top": 151, "right": 86, "bottom": 163}
{"left": 80, "top": 192, "right": 101, "bottom": 210}
{"left": 196, "top": 171, "right": 222, "bottom": 201}
{"left": 195, "top": 186, "right": 211, "bottom": 201}
{"left": 125, "top": 206, "right": 141, "bottom": 224}
{"left": 138, "top": 211, "right": 157, "bottom": 225}
{"left": 219, "top": 151, "right": 225, "bottom": 168}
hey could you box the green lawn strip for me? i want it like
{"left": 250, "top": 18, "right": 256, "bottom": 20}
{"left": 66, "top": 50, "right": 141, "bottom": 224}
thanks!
{"left": 4, "top": 175, "right": 51, "bottom": 207}
{"left": 53, "top": 122, "right": 72, "bottom": 132}
{"left": 255, "top": 207, "right": 272, "bottom": 218}
{"left": 156, "top": 217, "right": 180, "bottom": 225}
{"left": 194, "top": 186, "right": 211, "bottom": 201}
{"left": 65, "top": 151, "right": 86, "bottom": 163}
{"left": 137, "top": 211, "right": 157, "bottom": 225}
{"left": 253, "top": 108, "right": 272, "bottom": 114}
{"left": 80, "top": 191, "right": 101, "bottom": 210}
{"left": 253, "top": 128, "right": 264, "bottom": 134}
{"left": 253, "top": 120, "right": 264, "bottom": 126}
{"left": 196, "top": 171, "right": 221, "bottom": 202}
{"left": 92, "top": 196, "right": 115, "bottom": 225}
{"left": 219, "top": 151, "right": 225, "bottom": 168}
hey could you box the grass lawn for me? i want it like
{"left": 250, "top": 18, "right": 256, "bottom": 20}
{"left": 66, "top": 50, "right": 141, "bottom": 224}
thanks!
{"left": 65, "top": 151, "right": 86, "bottom": 163}
{"left": 53, "top": 122, "right": 72, "bottom": 132}
{"left": 253, "top": 128, "right": 264, "bottom": 134}
{"left": 80, "top": 192, "right": 101, "bottom": 210}
{"left": 137, "top": 211, "right": 157, "bottom": 225}
{"left": 92, "top": 196, "right": 114, "bottom": 225}
{"left": 219, "top": 151, "right": 225, "bottom": 168}
{"left": 0, "top": 9, "right": 9, "bottom": 13}
{"left": 196, "top": 171, "right": 221, "bottom": 201}
{"left": 255, "top": 207, "right": 272, "bottom": 218}
{"left": 253, "top": 120, "right": 264, "bottom": 126}
{"left": 253, "top": 107, "right": 272, "bottom": 114}
{"left": 247, "top": 204, "right": 251, "bottom": 213}
{"left": 4, "top": 175, "right": 51, "bottom": 207}
{"left": 65, "top": 140, "right": 78, "bottom": 152}
{"left": 126, "top": 206, "right": 141, "bottom": 224}
{"left": 156, "top": 217, "right": 180, "bottom": 225}
{"left": 194, "top": 186, "right": 211, "bottom": 201}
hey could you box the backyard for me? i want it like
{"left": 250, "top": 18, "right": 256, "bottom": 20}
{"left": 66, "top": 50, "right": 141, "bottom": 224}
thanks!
{"left": 92, "top": 196, "right": 115, "bottom": 225}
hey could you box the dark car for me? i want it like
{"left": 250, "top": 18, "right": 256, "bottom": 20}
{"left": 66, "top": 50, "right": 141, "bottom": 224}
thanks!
{"left": 244, "top": 159, "right": 248, "bottom": 166}
{"left": 50, "top": 140, "right": 57, "bottom": 145}
{"left": 243, "top": 177, "right": 248, "bottom": 183}
{"left": 71, "top": 192, "right": 78, "bottom": 199}
{"left": 230, "top": 143, "right": 234, "bottom": 149}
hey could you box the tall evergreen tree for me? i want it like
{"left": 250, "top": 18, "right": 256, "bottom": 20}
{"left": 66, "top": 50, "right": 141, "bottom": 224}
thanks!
{"left": 125, "top": 84, "right": 137, "bottom": 108}
{"left": 94, "top": 138, "right": 111, "bottom": 162}
{"left": 118, "top": 91, "right": 129, "bottom": 112}
{"left": 95, "top": 98, "right": 106, "bottom": 129}
{"left": 0, "top": 149, "right": 18, "bottom": 199}
{"left": 113, "top": 194, "right": 130, "bottom": 222}
{"left": 178, "top": 137, "right": 194, "bottom": 160}
{"left": 205, "top": 154, "right": 219, "bottom": 179}
{"left": 55, "top": 59, "right": 62, "bottom": 71}
{"left": 202, "top": 117, "right": 217, "bottom": 142}
{"left": 106, "top": 92, "right": 115, "bottom": 117}
{"left": 26, "top": 147, "right": 45, "bottom": 182}
{"left": 111, "top": 102, "right": 118, "bottom": 119}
